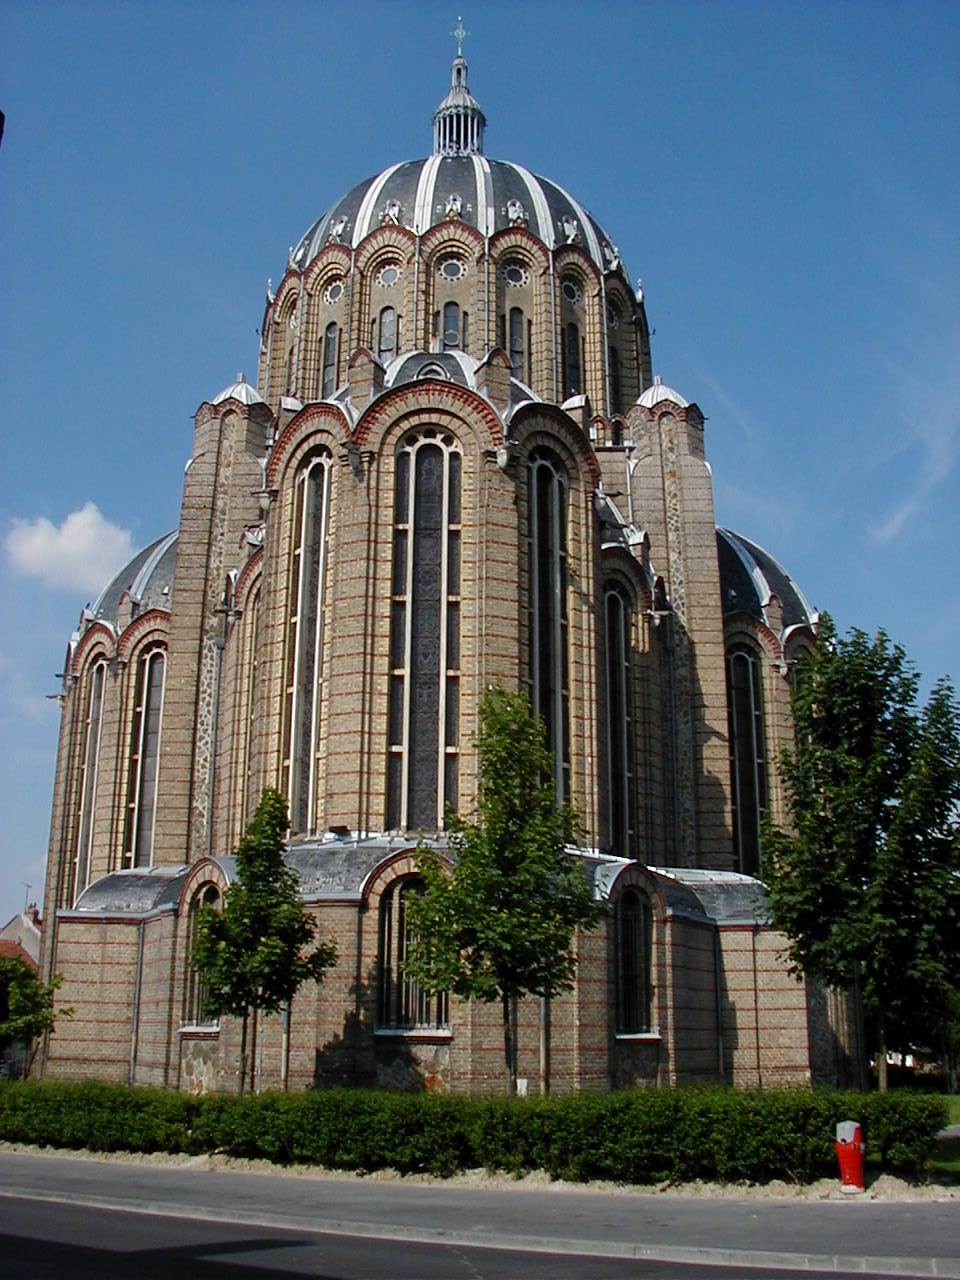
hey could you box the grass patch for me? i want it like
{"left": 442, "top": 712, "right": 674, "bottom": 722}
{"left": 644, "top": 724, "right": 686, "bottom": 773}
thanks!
{"left": 941, "top": 1094, "right": 960, "bottom": 1126}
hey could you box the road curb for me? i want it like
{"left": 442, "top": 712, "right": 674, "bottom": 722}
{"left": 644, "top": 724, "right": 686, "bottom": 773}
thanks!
{"left": 3, "top": 1186, "right": 958, "bottom": 1277}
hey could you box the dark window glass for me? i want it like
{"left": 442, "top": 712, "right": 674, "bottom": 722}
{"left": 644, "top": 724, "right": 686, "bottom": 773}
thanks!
{"left": 378, "top": 306, "right": 396, "bottom": 363}
{"left": 184, "top": 886, "right": 220, "bottom": 1026}
{"left": 124, "top": 649, "right": 165, "bottom": 867}
{"left": 322, "top": 322, "right": 338, "bottom": 397}
{"left": 563, "top": 322, "right": 581, "bottom": 397}
{"left": 726, "top": 646, "right": 768, "bottom": 876}
{"left": 509, "top": 307, "right": 524, "bottom": 377}
{"left": 442, "top": 301, "right": 460, "bottom": 351}
{"left": 388, "top": 437, "right": 461, "bottom": 830}
{"left": 616, "top": 889, "right": 652, "bottom": 1033}
{"left": 609, "top": 343, "right": 621, "bottom": 414}
{"left": 377, "top": 879, "right": 448, "bottom": 1029}
{"left": 605, "top": 586, "right": 636, "bottom": 856}
{"left": 528, "top": 451, "right": 569, "bottom": 800}
{"left": 283, "top": 456, "right": 331, "bottom": 834}
{"left": 74, "top": 660, "right": 106, "bottom": 901}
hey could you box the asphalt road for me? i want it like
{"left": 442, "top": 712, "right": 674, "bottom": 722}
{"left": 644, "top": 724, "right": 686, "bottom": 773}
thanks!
{"left": 1, "top": 1150, "right": 958, "bottom": 1279}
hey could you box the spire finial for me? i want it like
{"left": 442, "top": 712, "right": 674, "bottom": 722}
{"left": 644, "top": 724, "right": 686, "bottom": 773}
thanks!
{"left": 451, "top": 15, "right": 468, "bottom": 57}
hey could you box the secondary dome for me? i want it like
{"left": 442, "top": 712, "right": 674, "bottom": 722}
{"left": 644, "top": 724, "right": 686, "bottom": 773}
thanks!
{"left": 291, "top": 54, "right": 622, "bottom": 275}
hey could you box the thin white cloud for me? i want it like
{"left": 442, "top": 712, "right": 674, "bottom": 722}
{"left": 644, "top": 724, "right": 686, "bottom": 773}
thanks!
{"left": 866, "top": 388, "right": 960, "bottom": 547}
{"left": 4, "top": 502, "right": 135, "bottom": 595}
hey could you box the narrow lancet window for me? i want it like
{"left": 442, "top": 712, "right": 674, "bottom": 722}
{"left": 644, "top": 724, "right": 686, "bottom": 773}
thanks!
{"left": 321, "top": 322, "right": 339, "bottom": 397}
{"left": 377, "top": 878, "right": 448, "bottom": 1029}
{"left": 282, "top": 453, "right": 332, "bottom": 834}
{"left": 616, "top": 888, "right": 652, "bottom": 1033}
{"left": 605, "top": 584, "right": 637, "bottom": 856}
{"left": 528, "top": 449, "right": 570, "bottom": 800}
{"left": 726, "top": 645, "right": 768, "bottom": 875}
{"left": 73, "top": 658, "right": 106, "bottom": 902}
{"left": 123, "top": 647, "right": 166, "bottom": 867}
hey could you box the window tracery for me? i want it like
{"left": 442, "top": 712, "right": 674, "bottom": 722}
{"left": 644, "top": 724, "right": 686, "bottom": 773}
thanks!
{"left": 726, "top": 643, "right": 768, "bottom": 875}
{"left": 388, "top": 431, "right": 461, "bottom": 831}
{"left": 123, "top": 646, "right": 166, "bottom": 868}
{"left": 72, "top": 658, "right": 106, "bottom": 902}
{"left": 528, "top": 448, "right": 570, "bottom": 801}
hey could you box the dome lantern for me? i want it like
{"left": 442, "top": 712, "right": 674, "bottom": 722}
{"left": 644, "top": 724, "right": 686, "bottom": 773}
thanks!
{"left": 432, "top": 23, "right": 486, "bottom": 156}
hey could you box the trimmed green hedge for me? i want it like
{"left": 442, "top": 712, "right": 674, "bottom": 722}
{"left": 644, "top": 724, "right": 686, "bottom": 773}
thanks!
{"left": 0, "top": 1081, "right": 947, "bottom": 1183}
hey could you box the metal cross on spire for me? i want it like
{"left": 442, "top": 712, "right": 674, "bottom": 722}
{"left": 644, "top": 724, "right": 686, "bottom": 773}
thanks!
{"left": 451, "top": 15, "right": 469, "bottom": 57}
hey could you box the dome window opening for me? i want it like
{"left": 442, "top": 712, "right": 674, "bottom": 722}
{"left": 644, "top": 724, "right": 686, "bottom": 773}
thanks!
{"left": 561, "top": 278, "right": 582, "bottom": 305}
{"left": 321, "top": 322, "right": 339, "bottom": 398}
{"left": 439, "top": 301, "right": 467, "bottom": 352}
{"left": 438, "top": 256, "right": 466, "bottom": 281}
{"left": 375, "top": 306, "right": 398, "bottom": 363}
{"left": 323, "top": 279, "right": 345, "bottom": 305}
{"left": 503, "top": 261, "right": 529, "bottom": 288}
{"left": 377, "top": 264, "right": 402, "bottom": 288}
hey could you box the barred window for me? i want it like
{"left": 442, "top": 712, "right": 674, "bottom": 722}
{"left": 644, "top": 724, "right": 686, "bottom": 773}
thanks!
{"left": 388, "top": 431, "right": 461, "bottom": 831}
{"left": 377, "top": 878, "right": 448, "bottom": 1029}
{"left": 528, "top": 449, "right": 570, "bottom": 801}
{"left": 282, "top": 452, "right": 332, "bottom": 834}
{"left": 72, "top": 658, "right": 106, "bottom": 902}
{"left": 184, "top": 885, "right": 220, "bottom": 1027}
{"left": 605, "top": 584, "right": 637, "bottom": 856}
{"left": 123, "top": 647, "right": 166, "bottom": 867}
{"left": 616, "top": 888, "right": 652, "bottom": 1033}
{"left": 726, "top": 645, "right": 768, "bottom": 875}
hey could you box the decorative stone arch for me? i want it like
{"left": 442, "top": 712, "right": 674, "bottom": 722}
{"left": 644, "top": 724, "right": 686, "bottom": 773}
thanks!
{"left": 267, "top": 401, "right": 352, "bottom": 489}
{"left": 177, "top": 857, "right": 231, "bottom": 1032}
{"left": 599, "top": 861, "right": 662, "bottom": 1037}
{"left": 117, "top": 609, "right": 171, "bottom": 665}
{"left": 510, "top": 402, "right": 602, "bottom": 488}
{"left": 234, "top": 545, "right": 263, "bottom": 614}
{"left": 303, "top": 243, "right": 352, "bottom": 297}
{"left": 554, "top": 245, "right": 601, "bottom": 295}
{"left": 420, "top": 221, "right": 484, "bottom": 263}
{"left": 354, "top": 382, "right": 503, "bottom": 453}
{"left": 488, "top": 227, "right": 550, "bottom": 275}
{"left": 71, "top": 622, "right": 116, "bottom": 676}
{"left": 354, "top": 226, "right": 416, "bottom": 275}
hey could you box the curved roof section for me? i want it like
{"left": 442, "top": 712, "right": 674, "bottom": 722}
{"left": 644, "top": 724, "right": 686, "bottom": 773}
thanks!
{"left": 91, "top": 531, "right": 177, "bottom": 626}
{"left": 291, "top": 155, "right": 621, "bottom": 274}
{"left": 717, "top": 528, "right": 815, "bottom": 629}
{"left": 212, "top": 373, "right": 265, "bottom": 406}
{"left": 637, "top": 377, "right": 688, "bottom": 409}
{"left": 72, "top": 866, "right": 191, "bottom": 915}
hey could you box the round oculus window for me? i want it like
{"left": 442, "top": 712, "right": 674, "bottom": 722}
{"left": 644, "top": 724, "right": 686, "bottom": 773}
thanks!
{"left": 503, "top": 262, "right": 529, "bottom": 287}
{"left": 561, "top": 279, "right": 582, "bottom": 304}
{"left": 439, "top": 257, "right": 466, "bottom": 280}
{"left": 377, "top": 264, "right": 401, "bottom": 287}
{"left": 323, "top": 280, "right": 344, "bottom": 304}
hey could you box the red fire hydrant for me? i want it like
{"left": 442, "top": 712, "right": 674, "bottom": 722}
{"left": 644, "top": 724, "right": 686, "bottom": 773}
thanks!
{"left": 835, "top": 1120, "right": 865, "bottom": 1193}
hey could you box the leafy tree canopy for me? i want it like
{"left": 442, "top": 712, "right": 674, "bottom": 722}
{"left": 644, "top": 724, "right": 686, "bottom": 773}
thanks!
{"left": 763, "top": 614, "right": 960, "bottom": 1077}
{"left": 0, "top": 956, "right": 70, "bottom": 1076}
{"left": 404, "top": 683, "right": 598, "bottom": 1090}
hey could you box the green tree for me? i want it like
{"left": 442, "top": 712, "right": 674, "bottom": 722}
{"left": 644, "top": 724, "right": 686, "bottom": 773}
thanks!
{"left": 191, "top": 788, "right": 336, "bottom": 1093}
{"left": 403, "top": 683, "right": 598, "bottom": 1094}
{"left": 0, "top": 957, "right": 71, "bottom": 1077}
{"left": 763, "top": 615, "right": 960, "bottom": 1089}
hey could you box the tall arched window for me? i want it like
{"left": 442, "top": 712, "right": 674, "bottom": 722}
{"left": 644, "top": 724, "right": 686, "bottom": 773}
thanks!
{"left": 388, "top": 431, "right": 461, "bottom": 831}
{"left": 321, "top": 322, "right": 339, "bottom": 397}
{"left": 726, "top": 645, "right": 768, "bottom": 875}
{"left": 528, "top": 449, "right": 570, "bottom": 800}
{"left": 282, "top": 452, "right": 332, "bottom": 834}
{"left": 377, "top": 306, "right": 396, "bottom": 363}
{"left": 608, "top": 343, "right": 622, "bottom": 414}
{"left": 615, "top": 888, "right": 652, "bottom": 1033}
{"left": 72, "top": 658, "right": 106, "bottom": 902}
{"left": 562, "top": 322, "right": 581, "bottom": 398}
{"left": 377, "top": 878, "right": 448, "bottom": 1029}
{"left": 184, "top": 885, "right": 220, "bottom": 1027}
{"left": 123, "top": 646, "right": 166, "bottom": 867}
{"left": 605, "top": 584, "right": 637, "bottom": 856}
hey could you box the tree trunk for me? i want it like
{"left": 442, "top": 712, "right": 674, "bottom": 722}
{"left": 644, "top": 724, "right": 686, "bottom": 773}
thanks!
{"left": 239, "top": 1007, "right": 249, "bottom": 1097}
{"left": 250, "top": 1002, "right": 260, "bottom": 1094}
{"left": 502, "top": 992, "right": 516, "bottom": 1095}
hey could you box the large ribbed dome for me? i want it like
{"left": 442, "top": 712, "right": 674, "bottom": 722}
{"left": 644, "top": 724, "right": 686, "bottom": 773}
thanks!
{"left": 291, "top": 54, "right": 622, "bottom": 276}
{"left": 292, "top": 156, "right": 622, "bottom": 274}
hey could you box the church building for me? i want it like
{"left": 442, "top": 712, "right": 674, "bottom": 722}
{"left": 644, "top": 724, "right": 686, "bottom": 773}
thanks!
{"left": 39, "top": 50, "right": 858, "bottom": 1095}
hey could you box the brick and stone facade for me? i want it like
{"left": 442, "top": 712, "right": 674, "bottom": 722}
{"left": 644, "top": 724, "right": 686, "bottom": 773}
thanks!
{"left": 39, "top": 54, "right": 857, "bottom": 1094}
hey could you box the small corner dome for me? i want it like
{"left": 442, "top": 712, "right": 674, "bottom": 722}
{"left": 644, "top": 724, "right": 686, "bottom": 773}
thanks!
{"left": 717, "top": 528, "right": 816, "bottom": 630}
{"left": 212, "top": 373, "right": 265, "bottom": 407}
{"left": 90, "top": 531, "right": 178, "bottom": 626}
{"left": 637, "top": 376, "right": 689, "bottom": 409}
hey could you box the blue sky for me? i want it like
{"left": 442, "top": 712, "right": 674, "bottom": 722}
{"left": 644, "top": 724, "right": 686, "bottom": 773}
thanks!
{"left": 1, "top": 0, "right": 958, "bottom": 926}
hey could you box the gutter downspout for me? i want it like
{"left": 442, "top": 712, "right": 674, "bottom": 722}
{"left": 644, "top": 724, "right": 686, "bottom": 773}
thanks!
{"left": 549, "top": 247, "right": 558, "bottom": 402}
{"left": 714, "top": 928, "right": 725, "bottom": 1080}
{"left": 413, "top": 232, "right": 421, "bottom": 351}
{"left": 600, "top": 272, "right": 611, "bottom": 418}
